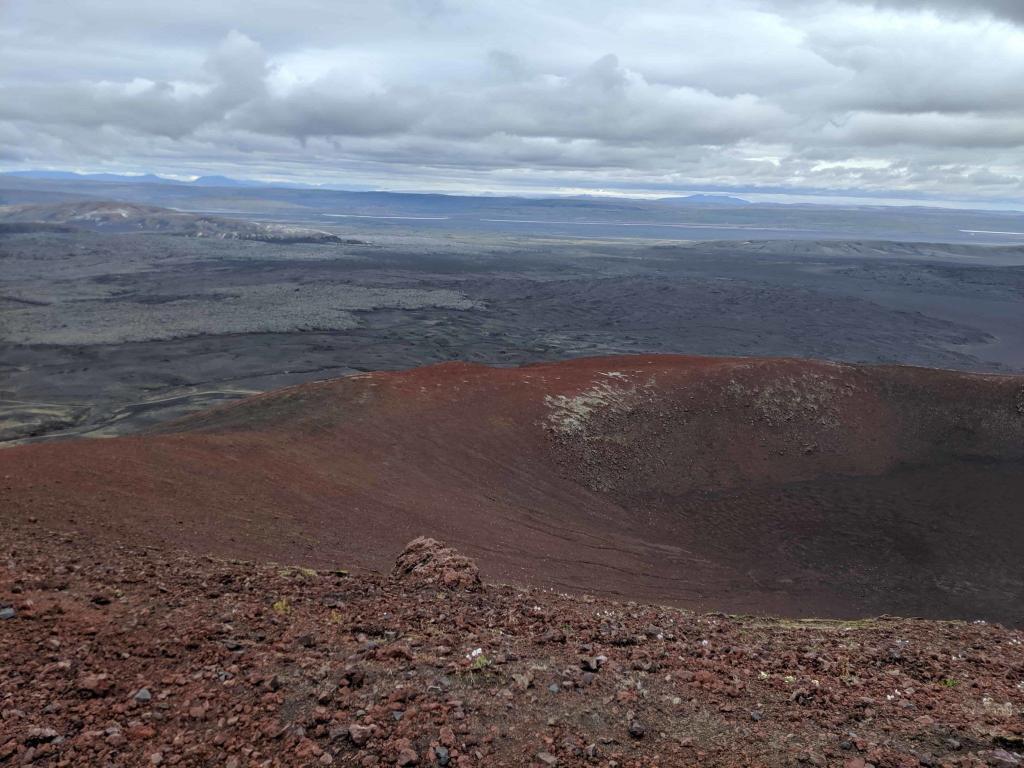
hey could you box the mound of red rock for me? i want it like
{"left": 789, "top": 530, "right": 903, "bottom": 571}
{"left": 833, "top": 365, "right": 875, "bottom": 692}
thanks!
{"left": 392, "top": 537, "right": 482, "bottom": 591}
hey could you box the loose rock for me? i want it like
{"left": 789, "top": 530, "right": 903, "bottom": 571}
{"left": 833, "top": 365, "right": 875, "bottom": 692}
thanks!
{"left": 392, "top": 537, "right": 481, "bottom": 590}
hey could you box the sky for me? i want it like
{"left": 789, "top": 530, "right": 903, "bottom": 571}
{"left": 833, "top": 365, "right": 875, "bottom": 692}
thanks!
{"left": 1, "top": 0, "right": 1023, "bottom": 204}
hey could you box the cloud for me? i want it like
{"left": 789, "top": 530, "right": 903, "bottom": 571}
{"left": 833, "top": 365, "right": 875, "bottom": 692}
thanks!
{"left": 870, "top": 0, "right": 1024, "bottom": 23}
{"left": 764, "top": 0, "right": 1024, "bottom": 24}
{"left": 0, "top": 30, "right": 270, "bottom": 138}
{"left": 1, "top": 1, "right": 1023, "bottom": 202}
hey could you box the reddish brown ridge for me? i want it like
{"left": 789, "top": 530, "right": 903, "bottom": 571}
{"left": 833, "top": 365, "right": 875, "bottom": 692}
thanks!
{"left": 3, "top": 354, "right": 1023, "bottom": 623}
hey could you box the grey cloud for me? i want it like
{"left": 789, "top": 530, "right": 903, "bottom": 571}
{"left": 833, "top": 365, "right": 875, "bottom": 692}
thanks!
{"left": 821, "top": 112, "right": 1024, "bottom": 149}
{"left": 0, "top": 31, "right": 269, "bottom": 138}
{"left": 1, "top": 1, "right": 1023, "bottom": 202}
{"left": 766, "top": 0, "right": 1024, "bottom": 23}
{"left": 204, "top": 30, "right": 270, "bottom": 103}
{"left": 871, "top": 0, "right": 1024, "bottom": 23}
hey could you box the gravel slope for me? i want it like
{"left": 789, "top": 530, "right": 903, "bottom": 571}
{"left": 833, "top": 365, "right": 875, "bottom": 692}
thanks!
{"left": 2, "top": 525, "right": 1022, "bottom": 768}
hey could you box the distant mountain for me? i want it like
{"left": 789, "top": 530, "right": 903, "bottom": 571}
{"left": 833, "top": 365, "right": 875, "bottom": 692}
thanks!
{"left": 0, "top": 170, "right": 319, "bottom": 190}
{"left": 658, "top": 194, "right": 751, "bottom": 206}
{"left": 3, "top": 170, "right": 176, "bottom": 185}
{"left": 191, "top": 175, "right": 303, "bottom": 188}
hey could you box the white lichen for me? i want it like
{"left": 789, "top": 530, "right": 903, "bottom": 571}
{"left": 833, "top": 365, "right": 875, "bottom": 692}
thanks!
{"left": 544, "top": 372, "right": 654, "bottom": 437}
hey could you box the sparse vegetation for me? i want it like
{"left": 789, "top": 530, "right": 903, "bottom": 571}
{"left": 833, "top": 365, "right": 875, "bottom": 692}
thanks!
{"left": 272, "top": 597, "right": 291, "bottom": 615}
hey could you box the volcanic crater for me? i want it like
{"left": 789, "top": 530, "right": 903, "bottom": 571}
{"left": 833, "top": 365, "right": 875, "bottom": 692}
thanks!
{"left": 3, "top": 354, "right": 1023, "bottom": 624}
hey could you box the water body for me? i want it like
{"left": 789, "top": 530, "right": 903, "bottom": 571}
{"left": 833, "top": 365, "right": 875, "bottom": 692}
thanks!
{"left": 323, "top": 214, "right": 451, "bottom": 220}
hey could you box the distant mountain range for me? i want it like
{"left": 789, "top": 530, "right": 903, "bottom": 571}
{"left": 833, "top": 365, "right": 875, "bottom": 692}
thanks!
{"left": 1, "top": 170, "right": 313, "bottom": 190}
{"left": 4, "top": 170, "right": 1024, "bottom": 244}
{"left": 2, "top": 169, "right": 753, "bottom": 204}
{"left": 658, "top": 193, "right": 750, "bottom": 206}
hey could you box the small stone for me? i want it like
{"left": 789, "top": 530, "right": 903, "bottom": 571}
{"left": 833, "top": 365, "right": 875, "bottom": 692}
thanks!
{"left": 128, "top": 725, "right": 156, "bottom": 741}
{"left": 395, "top": 745, "right": 418, "bottom": 766}
{"left": 434, "top": 746, "right": 450, "bottom": 767}
{"left": 990, "top": 750, "right": 1021, "bottom": 768}
{"left": 23, "top": 728, "right": 58, "bottom": 746}
{"left": 134, "top": 688, "right": 153, "bottom": 703}
{"left": 318, "top": 753, "right": 334, "bottom": 765}
{"left": 511, "top": 673, "right": 533, "bottom": 691}
{"left": 539, "top": 629, "right": 566, "bottom": 644}
{"left": 0, "top": 608, "right": 15, "bottom": 620}
{"left": 548, "top": 684, "right": 560, "bottom": 693}
{"left": 537, "top": 752, "right": 558, "bottom": 766}
{"left": 78, "top": 673, "right": 113, "bottom": 697}
{"left": 628, "top": 721, "right": 645, "bottom": 739}
{"left": 750, "top": 710, "right": 762, "bottom": 722}
{"left": 294, "top": 738, "right": 321, "bottom": 758}
{"left": 348, "top": 723, "right": 373, "bottom": 747}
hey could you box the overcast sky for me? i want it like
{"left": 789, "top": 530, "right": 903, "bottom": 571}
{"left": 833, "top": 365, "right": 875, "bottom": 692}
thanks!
{"left": 2, "top": 0, "right": 1023, "bottom": 203}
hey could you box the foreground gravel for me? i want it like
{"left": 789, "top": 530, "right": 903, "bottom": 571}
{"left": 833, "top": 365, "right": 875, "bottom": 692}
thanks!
{"left": 1, "top": 524, "right": 1022, "bottom": 768}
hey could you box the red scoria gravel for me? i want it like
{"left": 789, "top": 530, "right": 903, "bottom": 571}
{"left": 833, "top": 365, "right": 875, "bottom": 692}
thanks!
{"left": 1, "top": 522, "right": 1022, "bottom": 768}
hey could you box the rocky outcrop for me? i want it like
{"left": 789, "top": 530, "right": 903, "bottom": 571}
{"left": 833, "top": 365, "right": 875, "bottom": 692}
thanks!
{"left": 392, "top": 537, "right": 481, "bottom": 590}
{"left": 0, "top": 201, "right": 353, "bottom": 243}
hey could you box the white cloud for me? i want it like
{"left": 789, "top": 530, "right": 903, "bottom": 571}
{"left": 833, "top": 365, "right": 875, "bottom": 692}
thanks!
{"left": 1, "top": 0, "right": 1022, "bottom": 201}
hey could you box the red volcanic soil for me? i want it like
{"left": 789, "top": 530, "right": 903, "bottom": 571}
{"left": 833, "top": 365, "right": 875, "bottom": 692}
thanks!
{"left": 3, "top": 526, "right": 1024, "bottom": 768}
{"left": 3, "top": 354, "right": 1024, "bottom": 624}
